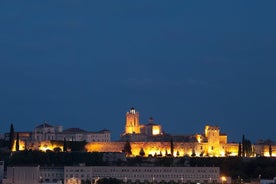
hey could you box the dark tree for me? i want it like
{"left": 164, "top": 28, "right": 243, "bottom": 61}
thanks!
{"left": 69, "top": 141, "right": 86, "bottom": 152}
{"left": 123, "top": 140, "right": 132, "bottom": 156}
{"left": 170, "top": 137, "right": 174, "bottom": 156}
{"left": 53, "top": 147, "right": 62, "bottom": 152}
{"left": 139, "top": 147, "right": 145, "bottom": 157}
{"left": 9, "top": 123, "right": 15, "bottom": 151}
{"left": 158, "top": 151, "right": 162, "bottom": 156}
{"left": 269, "top": 144, "right": 272, "bottom": 157}
{"left": 16, "top": 132, "right": 19, "bottom": 151}
{"left": 191, "top": 149, "right": 196, "bottom": 157}
{"left": 242, "top": 134, "right": 245, "bottom": 157}
{"left": 238, "top": 142, "right": 242, "bottom": 157}
{"left": 244, "top": 139, "right": 252, "bottom": 157}
{"left": 63, "top": 138, "right": 67, "bottom": 152}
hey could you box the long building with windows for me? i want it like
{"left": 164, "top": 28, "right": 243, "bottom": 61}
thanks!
{"left": 64, "top": 166, "right": 220, "bottom": 184}
{"left": 3, "top": 165, "right": 220, "bottom": 184}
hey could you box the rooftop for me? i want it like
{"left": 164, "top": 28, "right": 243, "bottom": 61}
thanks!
{"left": 35, "top": 122, "right": 53, "bottom": 129}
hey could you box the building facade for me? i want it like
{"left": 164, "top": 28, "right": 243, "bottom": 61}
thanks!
{"left": 64, "top": 166, "right": 220, "bottom": 183}
{"left": 33, "top": 122, "right": 62, "bottom": 141}
{"left": 40, "top": 167, "right": 64, "bottom": 183}
{"left": 125, "top": 107, "right": 141, "bottom": 134}
{"left": 3, "top": 166, "right": 40, "bottom": 184}
{"left": 56, "top": 128, "right": 110, "bottom": 142}
{"left": 32, "top": 122, "right": 110, "bottom": 143}
{"left": 6, "top": 108, "right": 276, "bottom": 157}
{"left": 0, "top": 161, "right": 4, "bottom": 182}
{"left": 3, "top": 165, "right": 220, "bottom": 184}
{"left": 86, "top": 123, "right": 238, "bottom": 157}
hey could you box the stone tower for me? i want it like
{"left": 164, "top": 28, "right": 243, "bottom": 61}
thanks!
{"left": 125, "top": 107, "right": 140, "bottom": 134}
{"left": 205, "top": 125, "right": 221, "bottom": 156}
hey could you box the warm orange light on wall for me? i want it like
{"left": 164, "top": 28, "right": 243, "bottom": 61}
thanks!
{"left": 12, "top": 140, "right": 25, "bottom": 151}
{"left": 221, "top": 176, "right": 227, "bottom": 183}
{"left": 152, "top": 126, "right": 161, "bottom": 135}
{"left": 38, "top": 141, "right": 63, "bottom": 152}
{"left": 195, "top": 134, "right": 202, "bottom": 143}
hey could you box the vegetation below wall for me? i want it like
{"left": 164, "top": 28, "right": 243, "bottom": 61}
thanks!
{"left": 1, "top": 149, "right": 276, "bottom": 181}
{"left": 7, "top": 151, "right": 105, "bottom": 166}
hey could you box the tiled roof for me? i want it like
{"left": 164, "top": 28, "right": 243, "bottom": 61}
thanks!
{"left": 62, "top": 128, "right": 110, "bottom": 134}
{"left": 144, "top": 123, "right": 158, "bottom": 126}
{"left": 63, "top": 128, "right": 87, "bottom": 133}
{"left": 35, "top": 122, "right": 53, "bottom": 128}
{"left": 96, "top": 129, "right": 110, "bottom": 133}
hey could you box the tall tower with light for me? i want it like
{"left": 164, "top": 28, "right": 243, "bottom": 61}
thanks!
{"left": 125, "top": 107, "right": 140, "bottom": 134}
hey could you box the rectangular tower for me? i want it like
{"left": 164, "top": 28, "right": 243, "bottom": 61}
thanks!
{"left": 125, "top": 107, "right": 141, "bottom": 134}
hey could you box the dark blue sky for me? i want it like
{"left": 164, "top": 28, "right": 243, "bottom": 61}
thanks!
{"left": 1, "top": 1, "right": 276, "bottom": 142}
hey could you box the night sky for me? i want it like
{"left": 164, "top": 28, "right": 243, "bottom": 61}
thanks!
{"left": 1, "top": 1, "right": 276, "bottom": 142}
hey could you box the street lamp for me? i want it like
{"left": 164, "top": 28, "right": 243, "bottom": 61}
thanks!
{"left": 221, "top": 176, "right": 226, "bottom": 184}
{"left": 181, "top": 176, "right": 184, "bottom": 183}
{"left": 94, "top": 177, "right": 100, "bottom": 184}
{"left": 124, "top": 176, "right": 127, "bottom": 184}
{"left": 39, "top": 176, "right": 43, "bottom": 183}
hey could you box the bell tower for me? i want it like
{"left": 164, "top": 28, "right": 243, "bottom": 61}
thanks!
{"left": 125, "top": 107, "right": 140, "bottom": 134}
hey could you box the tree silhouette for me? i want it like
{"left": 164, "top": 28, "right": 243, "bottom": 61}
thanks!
{"left": 191, "top": 149, "right": 196, "bottom": 157}
{"left": 16, "top": 132, "right": 19, "bottom": 151}
{"left": 242, "top": 135, "right": 245, "bottom": 157}
{"left": 123, "top": 140, "right": 132, "bottom": 156}
{"left": 243, "top": 138, "right": 252, "bottom": 157}
{"left": 139, "top": 147, "right": 145, "bottom": 157}
{"left": 9, "top": 123, "right": 14, "bottom": 151}
{"left": 241, "top": 135, "right": 252, "bottom": 157}
{"left": 63, "top": 138, "right": 68, "bottom": 152}
{"left": 269, "top": 144, "right": 272, "bottom": 157}
{"left": 238, "top": 142, "right": 242, "bottom": 157}
{"left": 170, "top": 137, "right": 174, "bottom": 156}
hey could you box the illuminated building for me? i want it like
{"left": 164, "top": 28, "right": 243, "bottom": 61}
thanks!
{"left": 56, "top": 128, "right": 110, "bottom": 142}
{"left": 33, "top": 122, "right": 62, "bottom": 141}
{"left": 33, "top": 122, "right": 110, "bottom": 143}
{"left": 122, "top": 108, "right": 163, "bottom": 142}
{"left": 140, "top": 117, "right": 163, "bottom": 136}
{"left": 86, "top": 125, "right": 239, "bottom": 157}
{"left": 10, "top": 122, "right": 110, "bottom": 152}
{"left": 86, "top": 107, "right": 241, "bottom": 157}
{"left": 6, "top": 107, "right": 276, "bottom": 157}
{"left": 4, "top": 132, "right": 32, "bottom": 142}
{"left": 124, "top": 107, "right": 141, "bottom": 134}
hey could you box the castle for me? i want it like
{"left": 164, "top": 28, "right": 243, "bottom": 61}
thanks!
{"left": 8, "top": 107, "right": 276, "bottom": 157}
{"left": 122, "top": 107, "right": 231, "bottom": 157}
{"left": 86, "top": 107, "right": 275, "bottom": 157}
